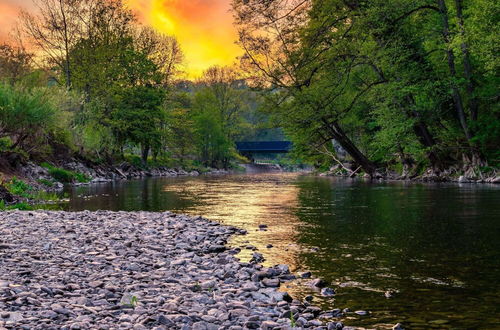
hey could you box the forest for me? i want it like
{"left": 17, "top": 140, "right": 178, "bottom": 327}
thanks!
{"left": 0, "top": 0, "right": 498, "bottom": 183}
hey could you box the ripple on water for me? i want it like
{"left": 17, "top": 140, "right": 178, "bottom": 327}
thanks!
{"left": 63, "top": 173, "right": 500, "bottom": 329}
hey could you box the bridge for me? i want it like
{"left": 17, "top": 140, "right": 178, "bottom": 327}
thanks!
{"left": 235, "top": 141, "right": 292, "bottom": 154}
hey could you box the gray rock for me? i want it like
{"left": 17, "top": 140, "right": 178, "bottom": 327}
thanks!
{"left": 250, "top": 252, "right": 265, "bottom": 263}
{"left": 309, "top": 278, "right": 327, "bottom": 288}
{"left": 299, "top": 271, "right": 312, "bottom": 279}
{"left": 262, "top": 278, "right": 280, "bottom": 287}
{"left": 354, "top": 310, "right": 369, "bottom": 316}
{"left": 0, "top": 211, "right": 333, "bottom": 330}
{"left": 321, "top": 287, "right": 335, "bottom": 296}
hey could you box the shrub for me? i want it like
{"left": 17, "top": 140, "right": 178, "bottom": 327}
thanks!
{"left": 41, "top": 162, "right": 91, "bottom": 183}
{"left": 38, "top": 178, "right": 54, "bottom": 187}
{"left": 6, "top": 177, "right": 33, "bottom": 198}
{"left": 0, "top": 84, "right": 59, "bottom": 151}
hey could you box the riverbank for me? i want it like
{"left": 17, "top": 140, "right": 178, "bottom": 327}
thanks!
{"left": 0, "top": 159, "right": 230, "bottom": 207}
{"left": 0, "top": 211, "right": 367, "bottom": 329}
{"left": 319, "top": 165, "right": 500, "bottom": 184}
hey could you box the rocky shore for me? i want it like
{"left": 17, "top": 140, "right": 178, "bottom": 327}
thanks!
{"left": 20, "top": 161, "right": 229, "bottom": 189}
{"left": 320, "top": 164, "right": 500, "bottom": 184}
{"left": 0, "top": 211, "right": 356, "bottom": 330}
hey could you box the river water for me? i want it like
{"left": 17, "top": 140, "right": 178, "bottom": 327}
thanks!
{"left": 60, "top": 173, "right": 500, "bottom": 329}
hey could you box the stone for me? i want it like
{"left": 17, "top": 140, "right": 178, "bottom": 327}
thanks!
{"left": 261, "top": 320, "right": 280, "bottom": 330}
{"left": 309, "top": 278, "right": 327, "bottom": 288}
{"left": 201, "top": 280, "right": 217, "bottom": 290}
{"left": 321, "top": 287, "right": 335, "bottom": 296}
{"left": 0, "top": 211, "right": 333, "bottom": 330}
{"left": 242, "top": 282, "right": 259, "bottom": 292}
{"left": 262, "top": 278, "right": 280, "bottom": 287}
{"left": 354, "top": 310, "right": 368, "bottom": 316}
{"left": 299, "top": 271, "right": 312, "bottom": 279}
{"left": 244, "top": 320, "right": 260, "bottom": 329}
{"left": 250, "top": 252, "right": 265, "bottom": 263}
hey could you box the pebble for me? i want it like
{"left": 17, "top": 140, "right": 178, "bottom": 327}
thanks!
{"left": 354, "top": 310, "right": 369, "bottom": 316}
{"left": 321, "top": 287, "right": 336, "bottom": 296}
{"left": 0, "top": 210, "right": 356, "bottom": 329}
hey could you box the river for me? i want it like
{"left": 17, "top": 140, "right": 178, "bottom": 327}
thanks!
{"left": 59, "top": 173, "right": 500, "bottom": 329}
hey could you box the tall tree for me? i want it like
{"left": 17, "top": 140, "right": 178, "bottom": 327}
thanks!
{"left": 20, "top": 0, "right": 89, "bottom": 88}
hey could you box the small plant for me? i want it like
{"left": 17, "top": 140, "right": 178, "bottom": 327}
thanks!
{"left": 31, "top": 191, "right": 61, "bottom": 202}
{"left": 41, "top": 163, "right": 91, "bottom": 183}
{"left": 5, "top": 202, "right": 34, "bottom": 210}
{"left": 74, "top": 172, "right": 91, "bottom": 183}
{"left": 6, "top": 177, "right": 34, "bottom": 198}
{"left": 290, "top": 312, "right": 297, "bottom": 327}
{"left": 38, "top": 178, "right": 54, "bottom": 187}
{"left": 130, "top": 295, "right": 138, "bottom": 307}
{"left": 120, "top": 293, "right": 139, "bottom": 308}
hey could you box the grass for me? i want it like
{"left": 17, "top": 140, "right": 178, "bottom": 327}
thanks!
{"left": 5, "top": 177, "right": 34, "bottom": 198}
{"left": 41, "top": 162, "right": 91, "bottom": 183}
{"left": 0, "top": 200, "right": 34, "bottom": 211}
{"left": 38, "top": 178, "right": 54, "bottom": 187}
{"left": 290, "top": 312, "right": 297, "bottom": 327}
{"left": 1, "top": 177, "right": 64, "bottom": 209}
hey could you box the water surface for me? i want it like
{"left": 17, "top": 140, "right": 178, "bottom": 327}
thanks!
{"left": 61, "top": 173, "right": 500, "bottom": 329}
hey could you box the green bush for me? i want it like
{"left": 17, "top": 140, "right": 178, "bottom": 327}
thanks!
{"left": 41, "top": 162, "right": 91, "bottom": 183}
{"left": 6, "top": 177, "right": 33, "bottom": 198}
{"left": 38, "top": 178, "right": 54, "bottom": 187}
{"left": 0, "top": 84, "right": 59, "bottom": 150}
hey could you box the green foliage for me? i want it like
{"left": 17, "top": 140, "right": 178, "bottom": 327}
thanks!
{"left": 129, "top": 295, "right": 138, "bottom": 308}
{"left": 234, "top": 0, "right": 500, "bottom": 174}
{"left": 41, "top": 163, "right": 91, "bottom": 183}
{"left": 6, "top": 177, "right": 34, "bottom": 198}
{"left": 0, "top": 83, "right": 60, "bottom": 151}
{"left": 0, "top": 201, "right": 33, "bottom": 211}
{"left": 38, "top": 178, "right": 54, "bottom": 187}
{"left": 289, "top": 312, "right": 297, "bottom": 327}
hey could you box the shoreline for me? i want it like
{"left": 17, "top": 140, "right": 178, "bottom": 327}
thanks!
{"left": 0, "top": 210, "right": 381, "bottom": 329}
{"left": 317, "top": 170, "right": 500, "bottom": 185}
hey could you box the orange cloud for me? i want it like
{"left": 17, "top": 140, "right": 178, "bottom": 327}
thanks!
{"left": 0, "top": 1, "right": 24, "bottom": 43}
{"left": 126, "top": 0, "right": 242, "bottom": 79}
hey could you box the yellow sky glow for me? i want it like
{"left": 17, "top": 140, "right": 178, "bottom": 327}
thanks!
{"left": 126, "top": 0, "right": 242, "bottom": 79}
{"left": 0, "top": 0, "right": 242, "bottom": 79}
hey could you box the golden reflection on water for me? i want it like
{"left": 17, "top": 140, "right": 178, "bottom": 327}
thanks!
{"left": 162, "top": 173, "right": 309, "bottom": 270}
{"left": 64, "top": 173, "right": 500, "bottom": 329}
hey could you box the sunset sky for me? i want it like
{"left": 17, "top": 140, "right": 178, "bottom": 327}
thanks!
{"left": 0, "top": 0, "right": 242, "bottom": 78}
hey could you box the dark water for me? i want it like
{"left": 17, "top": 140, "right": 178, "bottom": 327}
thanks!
{"left": 60, "top": 173, "right": 500, "bottom": 329}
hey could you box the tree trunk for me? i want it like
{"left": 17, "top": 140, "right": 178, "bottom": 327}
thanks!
{"left": 59, "top": 0, "right": 72, "bottom": 89}
{"left": 323, "top": 119, "right": 378, "bottom": 176}
{"left": 437, "top": 0, "right": 472, "bottom": 142}
{"left": 141, "top": 143, "right": 150, "bottom": 165}
{"left": 455, "top": 0, "right": 479, "bottom": 122}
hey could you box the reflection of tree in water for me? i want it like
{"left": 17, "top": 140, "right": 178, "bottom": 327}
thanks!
{"left": 291, "top": 177, "right": 500, "bottom": 328}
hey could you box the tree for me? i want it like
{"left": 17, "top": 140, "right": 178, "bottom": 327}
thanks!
{"left": 233, "top": 0, "right": 500, "bottom": 175}
{"left": 20, "top": 0, "right": 88, "bottom": 88}
{"left": 0, "top": 43, "right": 33, "bottom": 84}
{"left": 112, "top": 86, "right": 166, "bottom": 164}
{"left": 135, "top": 27, "right": 184, "bottom": 86}
{"left": 191, "top": 89, "right": 233, "bottom": 168}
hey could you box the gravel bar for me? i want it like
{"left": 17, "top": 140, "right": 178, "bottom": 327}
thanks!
{"left": 0, "top": 211, "right": 346, "bottom": 330}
